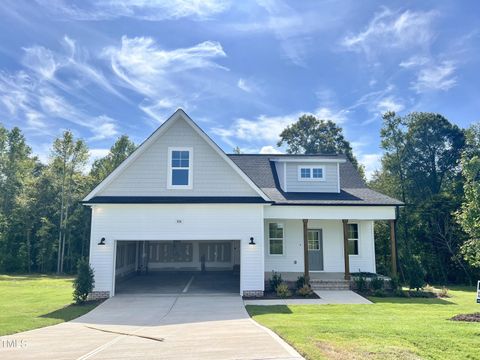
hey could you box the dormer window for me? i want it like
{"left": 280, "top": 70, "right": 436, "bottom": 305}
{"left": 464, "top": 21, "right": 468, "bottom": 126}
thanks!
{"left": 298, "top": 165, "right": 325, "bottom": 181}
{"left": 168, "top": 147, "right": 193, "bottom": 189}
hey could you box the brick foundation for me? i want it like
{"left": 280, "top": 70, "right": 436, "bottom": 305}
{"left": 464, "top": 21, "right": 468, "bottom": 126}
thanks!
{"left": 243, "top": 290, "right": 264, "bottom": 297}
{"left": 87, "top": 291, "right": 110, "bottom": 300}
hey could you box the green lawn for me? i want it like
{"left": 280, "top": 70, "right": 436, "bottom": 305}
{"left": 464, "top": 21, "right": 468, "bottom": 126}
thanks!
{"left": 247, "top": 287, "right": 480, "bottom": 360}
{"left": 0, "top": 274, "right": 100, "bottom": 336}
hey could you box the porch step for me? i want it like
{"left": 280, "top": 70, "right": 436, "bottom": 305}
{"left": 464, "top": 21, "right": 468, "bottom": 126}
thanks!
{"left": 310, "top": 280, "right": 351, "bottom": 290}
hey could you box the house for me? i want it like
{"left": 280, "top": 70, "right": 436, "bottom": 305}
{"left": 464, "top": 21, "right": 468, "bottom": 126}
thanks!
{"left": 83, "top": 109, "right": 402, "bottom": 298}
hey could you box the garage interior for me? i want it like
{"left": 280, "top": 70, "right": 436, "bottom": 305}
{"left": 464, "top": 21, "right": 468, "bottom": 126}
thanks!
{"left": 114, "top": 240, "right": 240, "bottom": 295}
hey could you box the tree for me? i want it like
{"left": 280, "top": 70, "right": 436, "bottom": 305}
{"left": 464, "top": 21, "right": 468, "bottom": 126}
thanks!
{"left": 456, "top": 123, "right": 480, "bottom": 268}
{"left": 0, "top": 126, "right": 37, "bottom": 272}
{"left": 372, "top": 112, "right": 469, "bottom": 284}
{"left": 90, "top": 135, "right": 135, "bottom": 183}
{"left": 277, "top": 114, "right": 362, "bottom": 173}
{"left": 50, "top": 131, "right": 89, "bottom": 273}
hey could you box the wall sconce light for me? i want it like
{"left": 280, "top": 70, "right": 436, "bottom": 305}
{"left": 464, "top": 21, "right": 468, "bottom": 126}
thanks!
{"left": 249, "top": 237, "right": 256, "bottom": 245}
{"left": 98, "top": 237, "right": 106, "bottom": 246}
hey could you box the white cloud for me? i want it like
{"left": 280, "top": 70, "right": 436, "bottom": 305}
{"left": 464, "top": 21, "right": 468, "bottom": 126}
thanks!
{"left": 412, "top": 61, "right": 457, "bottom": 93}
{"left": 37, "top": 0, "right": 230, "bottom": 21}
{"left": 358, "top": 153, "right": 382, "bottom": 180}
{"left": 259, "top": 145, "right": 283, "bottom": 154}
{"left": 212, "top": 107, "right": 347, "bottom": 145}
{"left": 237, "top": 78, "right": 252, "bottom": 92}
{"left": 104, "top": 36, "right": 227, "bottom": 98}
{"left": 376, "top": 97, "right": 404, "bottom": 113}
{"left": 399, "top": 56, "right": 430, "bottom": 68}
{"left": 22, "top": 46, "right": 58, "bottom": 79}
{"left": 341, "top": 8, "right": 436, "bottom": 57}
{"left": 90, "top": 115, "right": 119, "bottom": 141}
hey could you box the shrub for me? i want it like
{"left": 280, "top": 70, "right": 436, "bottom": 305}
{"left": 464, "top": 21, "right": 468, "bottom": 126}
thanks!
{"left": 269, "top": 271, "right": 283, "bottom": 292}
{"left": 389, "top": 275, "right": 400, "bottom": 291}
{"left": 370, "top": 277, "right": 384, "bottom": 291}
{"left": 276, "top": 283, "right": 292, "bottom": 298}
{"left": 405, "top": 256, "right": 426, "bottom": 291}
{"left": 394, "top": 289, "right": 407, "bottom": 297}
{"left": 295, "top": 275, "right": 308, "bottom": 290}
{"left": 354, "top": 273, "right": 368, "bottom": 292}
{"left": 373, "top": 289, "right": 386, "bottom": 297}
{"left": 73, "top": 257, "right": 94, "bottom": 304}
{"left": 297, "top": 284, "right": 313, "bottom": 297}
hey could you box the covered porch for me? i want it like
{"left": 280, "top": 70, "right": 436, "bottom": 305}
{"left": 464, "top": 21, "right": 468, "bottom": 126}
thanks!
{"left": 263, "top": 205, "right": 398, "bottom": 286}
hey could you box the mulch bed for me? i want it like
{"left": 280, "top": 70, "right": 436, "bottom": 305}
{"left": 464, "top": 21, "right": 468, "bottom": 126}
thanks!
{"left": 450, "top": 313, "right": 480, "bottom": 322}
{"left": 243, "top": 291, "right": 320, "bottom": 300}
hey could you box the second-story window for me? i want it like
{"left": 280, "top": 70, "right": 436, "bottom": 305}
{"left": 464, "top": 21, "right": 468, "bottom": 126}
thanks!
{"left": 168, "top": 147, "right": 192, "bottom": 189}
{"left": 298, "top": 166, "right": 325, "bottom": 181}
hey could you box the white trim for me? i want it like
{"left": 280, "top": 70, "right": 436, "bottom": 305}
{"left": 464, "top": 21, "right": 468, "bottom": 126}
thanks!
{"left": 167, "top": 147, "right": 193, "bottom": 190}
{"left": 336, "top": 162, "right": 340, "bottom": 193}
{"left": 83, "top": 109, "right": 269, "bottom": 201}
{"left": 283, "top": 162, "right": 287, "bottom": 192}
{"left": 297, "top": 165, "right": 326, "bottom": 182}
{"left": 267, "top": 221, "right": 285, "bottom": 256}
{"left": 112, "top": 240, "right": 117, "bottom": 297}
{"left": 272, "top": 158, "right": 346, "bottom": 163}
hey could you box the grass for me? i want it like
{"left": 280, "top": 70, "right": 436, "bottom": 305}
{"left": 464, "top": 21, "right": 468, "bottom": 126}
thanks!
{"left": 0, "top": 274, "right": 100, "bottom": 336}
{"left": 247, "top": 286, "right": 480, "bottom": 360}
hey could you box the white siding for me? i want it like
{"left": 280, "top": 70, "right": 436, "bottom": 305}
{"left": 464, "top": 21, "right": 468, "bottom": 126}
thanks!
{"left": 263, "top": 219, "right": 376, "bottom": 277}
{"left": 98, "top": 117, "right": 257, "bottom": 197}
{"left": 89, "top": 204, "right": 264, "bottom": 295}
{"left": 285, "top": 162, "right": 338, "bottom": 192}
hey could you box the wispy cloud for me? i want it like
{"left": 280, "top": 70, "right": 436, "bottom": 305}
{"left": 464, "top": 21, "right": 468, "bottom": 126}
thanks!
{"left": 104, "top": 36, "right": 226, "bottom": 97}
{"left": 237, "top": 78, "right": 252, "bottom": 92}
{"left": 36, "top": 0, "right": 230, "bottom": 21}
{"left": 411, "top": 61, "right": 457, "bottom": 93}
{"left": 104, "top": 36, "right": 228, "bottom": 121}
{"left": 376, "top": 96, "right": 404, "bottom": 113}
{"left": 341, "top": 8, "right": 437, "bottom": 57}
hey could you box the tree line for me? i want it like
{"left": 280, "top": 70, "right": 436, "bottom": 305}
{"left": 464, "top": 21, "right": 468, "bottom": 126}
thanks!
{"left": 0, "top": 126, "right": 135, "bottom": 274}
{"left": 0, "top": 112, "right": 479, "bottom": 284}
{"left": 277, "top": 113, "right": 479, "bottom": 284}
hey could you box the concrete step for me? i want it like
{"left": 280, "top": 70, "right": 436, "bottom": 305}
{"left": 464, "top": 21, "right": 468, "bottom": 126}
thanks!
{"left": 310, "top": 280, "right": 351, "bottom": 290}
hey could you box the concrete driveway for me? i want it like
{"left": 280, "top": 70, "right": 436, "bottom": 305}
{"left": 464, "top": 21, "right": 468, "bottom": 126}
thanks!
{"left": 0, "top": 295, "right": 302, "bottom": 360}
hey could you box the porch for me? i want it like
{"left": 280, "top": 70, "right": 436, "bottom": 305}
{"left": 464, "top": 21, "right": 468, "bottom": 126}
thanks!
{"left": 263, "top": 205, "right": 398, "bottom": 287}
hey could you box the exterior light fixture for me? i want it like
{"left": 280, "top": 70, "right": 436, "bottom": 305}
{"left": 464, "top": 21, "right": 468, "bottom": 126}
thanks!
{"left": 249, "top": 237, "right": 256, "bottom": 245}
{"left": 98, "top": 237, "right": 106, "bottom": 246}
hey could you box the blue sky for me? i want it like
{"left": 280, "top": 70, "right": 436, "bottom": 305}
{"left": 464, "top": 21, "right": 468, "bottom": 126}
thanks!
{"left": 0, "top": 1, "right": 479, "bottom": 178}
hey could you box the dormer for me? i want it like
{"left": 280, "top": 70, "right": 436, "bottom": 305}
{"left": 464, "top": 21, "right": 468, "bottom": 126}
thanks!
{"left": 272, "top": 156, "right": 347, "bottom": 193}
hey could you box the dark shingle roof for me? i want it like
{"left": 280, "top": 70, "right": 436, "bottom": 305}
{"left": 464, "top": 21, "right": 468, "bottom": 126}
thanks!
{"left": 228, "top": 154, "right": 403, "bottom": 206}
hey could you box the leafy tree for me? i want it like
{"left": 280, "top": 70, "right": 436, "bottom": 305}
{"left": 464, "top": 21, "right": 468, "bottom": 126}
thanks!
{"left": 50, "top": 131, "right": 89, "bottom": 273}
{"left": 456, "top": 124, "right": 480, "bottom": 268}
{"left": 277, "top": 114, "right": 363, "bottom": 175}
{"left": 372, "top": 112, "right": 469, "bottom": 284}
{"left": 90, "top": 135, "right": 135, "bottom": 183}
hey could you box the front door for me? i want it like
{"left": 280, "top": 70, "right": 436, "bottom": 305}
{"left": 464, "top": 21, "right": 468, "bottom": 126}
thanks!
{"left": 308, "top": 229, "right": 324, "bottom": 271}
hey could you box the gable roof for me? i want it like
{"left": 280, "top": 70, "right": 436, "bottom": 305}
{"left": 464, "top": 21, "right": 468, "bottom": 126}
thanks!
{"left": 228, "top": 154, "right": 403, "bottom": 206}
{"left": 83, "top": 109, "right": 270, "bottom": 202}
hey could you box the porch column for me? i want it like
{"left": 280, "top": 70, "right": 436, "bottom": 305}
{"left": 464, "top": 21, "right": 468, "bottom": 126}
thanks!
{"left": 389, "top": 219, "right": 398, "bottom": 277}
{"left": 342, "top": 219, "right": 350, "bottom": 280}
{"left": 302, "top": 219, "right": 310, "bottom": 283}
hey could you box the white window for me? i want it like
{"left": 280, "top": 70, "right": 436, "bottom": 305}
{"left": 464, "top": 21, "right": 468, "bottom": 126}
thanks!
{"left": 298, "top": 166, "right": 325, "bottom": 181}
{"left": 268, "top": 222, "right": 284, "bottom": 255}
{"left": 168, "top": 147, "right": 192, "bottom": 189}
{"left": 348, "top": 223, "right": 359, "bottom": 255}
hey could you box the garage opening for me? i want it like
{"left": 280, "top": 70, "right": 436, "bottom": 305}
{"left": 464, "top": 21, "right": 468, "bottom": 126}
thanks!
{"left": 114, "top": 240, "right": 240, "bottom": 295}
